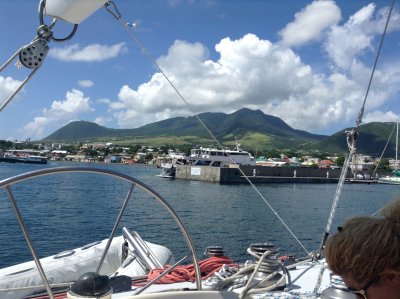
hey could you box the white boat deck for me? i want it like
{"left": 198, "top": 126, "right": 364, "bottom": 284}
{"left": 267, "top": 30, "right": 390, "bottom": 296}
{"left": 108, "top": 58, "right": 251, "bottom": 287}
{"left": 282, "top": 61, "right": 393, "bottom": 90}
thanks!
{"left": 113, "top": 259, "right": 333, "bottom": 299}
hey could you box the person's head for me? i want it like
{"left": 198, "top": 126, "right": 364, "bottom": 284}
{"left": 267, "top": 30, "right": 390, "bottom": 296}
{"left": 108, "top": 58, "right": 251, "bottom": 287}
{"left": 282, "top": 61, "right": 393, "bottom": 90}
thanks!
{"left": 324, "top": 197, "right": 400, "bottom": 299}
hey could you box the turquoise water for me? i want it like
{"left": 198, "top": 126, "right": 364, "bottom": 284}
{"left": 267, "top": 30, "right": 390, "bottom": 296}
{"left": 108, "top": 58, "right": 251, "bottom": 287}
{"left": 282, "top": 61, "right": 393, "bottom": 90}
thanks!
{"left": 0, "top": 162, "right": 399, "bottom": 268}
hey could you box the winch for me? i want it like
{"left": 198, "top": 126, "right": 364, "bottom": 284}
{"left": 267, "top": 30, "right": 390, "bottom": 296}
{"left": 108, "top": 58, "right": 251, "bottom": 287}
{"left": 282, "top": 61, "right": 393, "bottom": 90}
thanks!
{"left": 67, "top": 272, "right": 112, "bottom": 299}
{"left": 248, "top": 243, "right": 283, "bottom": 288}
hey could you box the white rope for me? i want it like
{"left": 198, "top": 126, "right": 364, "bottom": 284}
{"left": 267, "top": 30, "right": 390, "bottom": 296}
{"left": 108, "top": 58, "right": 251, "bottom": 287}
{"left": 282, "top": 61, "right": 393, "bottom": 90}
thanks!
{"left": 322, "top": 153, "right": 351, "bottom": 244}
{"left": 320, "top": 0, "right": 394, "bottom": 249}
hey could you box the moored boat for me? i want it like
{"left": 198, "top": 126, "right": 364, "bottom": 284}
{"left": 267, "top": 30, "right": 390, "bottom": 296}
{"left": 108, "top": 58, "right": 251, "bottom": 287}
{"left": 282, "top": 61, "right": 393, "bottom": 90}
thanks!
{"left": 0, "top": 154, "right": 47, "bottom": 164}
{"left": 189, "top": 144, "right": 255, "bottom": 168}
{"left": 377, "top": 121, "right": 400, "bottom": 185}
{"left": 0, "top": 150, "right": 47, "bottom": 164}
{"left": 377, "top": 172, "right": 400, "bottom": 184}
{"left": 158, "top": 144, "right": 255, "bottom": 178}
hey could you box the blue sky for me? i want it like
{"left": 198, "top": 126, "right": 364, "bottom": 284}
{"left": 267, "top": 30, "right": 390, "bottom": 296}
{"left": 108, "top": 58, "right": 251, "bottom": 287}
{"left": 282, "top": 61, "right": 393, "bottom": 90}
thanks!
{"left": 0, "top": 0, "right": 400, "bottom": 141}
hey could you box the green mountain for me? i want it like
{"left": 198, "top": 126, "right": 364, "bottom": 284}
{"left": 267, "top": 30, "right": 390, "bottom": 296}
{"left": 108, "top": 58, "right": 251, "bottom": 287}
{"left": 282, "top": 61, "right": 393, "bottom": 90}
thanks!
{"left": 42, "top": 109, "right": 397, "bottom": 156}
{"left": 315, "top": 122, "right": 398, "bottom": 156}
{"left": 43, "top": 121, "right": 134, "bottom": 141}
{"left": 42, "top": 109, "right": 325, "bottom": 149}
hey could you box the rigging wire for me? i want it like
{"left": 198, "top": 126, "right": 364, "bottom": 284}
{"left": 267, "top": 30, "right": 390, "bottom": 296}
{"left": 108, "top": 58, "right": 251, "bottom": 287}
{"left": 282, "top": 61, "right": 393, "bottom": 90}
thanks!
{"left": 372, "top": 123, "right": 396, "bottom": 176}
{"left": 104, "top": 1, "right": 310, "bottom": 255}
{"left": 320, "top": 0, "right": 395, "bottom": 251}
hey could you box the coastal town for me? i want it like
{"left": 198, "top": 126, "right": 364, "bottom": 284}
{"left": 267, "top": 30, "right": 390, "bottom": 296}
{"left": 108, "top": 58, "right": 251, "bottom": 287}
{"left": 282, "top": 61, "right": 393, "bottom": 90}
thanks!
{"left": 0, "top": 139, "right": 395, "bottom": 174}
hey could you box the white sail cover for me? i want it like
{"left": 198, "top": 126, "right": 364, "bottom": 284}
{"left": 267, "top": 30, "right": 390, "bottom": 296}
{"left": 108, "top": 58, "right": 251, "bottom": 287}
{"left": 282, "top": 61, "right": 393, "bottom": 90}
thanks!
{"left": 42, "top": 0, "right": 108, "bottom": 24}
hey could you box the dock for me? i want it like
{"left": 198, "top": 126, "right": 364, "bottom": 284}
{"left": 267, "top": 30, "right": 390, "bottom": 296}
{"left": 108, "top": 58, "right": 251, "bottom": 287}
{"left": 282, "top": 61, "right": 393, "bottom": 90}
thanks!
{"left": 175, "top": 165, "right": 351, "bottom": 184}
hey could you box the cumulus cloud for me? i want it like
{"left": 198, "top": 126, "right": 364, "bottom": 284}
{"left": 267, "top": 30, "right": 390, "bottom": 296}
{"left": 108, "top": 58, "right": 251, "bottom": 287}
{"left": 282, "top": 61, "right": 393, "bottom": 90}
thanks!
{"left": 31, "top": 1, "right": 395, "bottom": 137}
{"left": 104, "top": 6, "right": 400, "bottom": 134}
{"left": 49, "top": 43, "right": 128, "bottom": 62}
{"left": 324, "top": 3, "right": 400, "bottom": 70}
{"left": 363, "top": 110, "right": 400, "bottom": 123}
{"left": 19, "top": 89, "right": 94, "bottom": 139}
{"left": 0, "top": 76, "right": 23, "bottom": 108}
{"left": 78, "top": 80, "right": 94, "bottom": 88}
{"left": 106, "top": 34, "right": 326, "bottom": 130}
{"left": 279, "top": 0, "right": 341, "bottom": 47}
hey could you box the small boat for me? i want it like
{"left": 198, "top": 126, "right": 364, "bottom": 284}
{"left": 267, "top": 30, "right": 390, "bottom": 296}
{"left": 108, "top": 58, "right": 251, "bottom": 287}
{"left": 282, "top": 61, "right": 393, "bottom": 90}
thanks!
{"left": 157, "top": 150, "right": 189, "bottom": 178}
{"left": 0, "top": 227, "right": 174, "bottom": 299}
{"left": 377, "top": 170, "right": 400, "bottom": 184}
{"left": 157, "top": 162, "right": 176, "bottom": 178}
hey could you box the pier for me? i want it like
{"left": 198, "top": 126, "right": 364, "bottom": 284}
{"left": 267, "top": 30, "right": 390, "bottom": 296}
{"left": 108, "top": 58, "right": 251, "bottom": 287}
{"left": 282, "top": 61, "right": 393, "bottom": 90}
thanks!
{"left": 175, "top": 165, "right": 350, "bottom": 184}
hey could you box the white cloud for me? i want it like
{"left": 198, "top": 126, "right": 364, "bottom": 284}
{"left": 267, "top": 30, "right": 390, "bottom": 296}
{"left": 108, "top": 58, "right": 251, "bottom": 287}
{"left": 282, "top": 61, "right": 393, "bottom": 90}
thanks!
{"left": 363, "top": 110, "right": 399, "bottom": 123}
{"left": 49, "top": 43, "right": 128, "bottom": 62}
{"left": 93, "top": 2, "right": 400, "bottom": 136}
{"left": 324, "top": 3, "right": 400, "bottom": 70}
{"left": 105, "top": 34, "right": 321, "bottom": 129}
{"left": 104, "top": 25, "right": 400, "bottom": 134}
{"left": 19, "top": 89, "right": 94, "bottom": 139}
{"left": 78, "top": 80, "right": 94, "bottom": 88}
{"left": 279, "top": 0, "right": 341, "bottom": 47}
{"left": 324, "top": 4, "right": 376, "bottom": 70}
{"left": 0, "top": 76, "right": 23, "bottom": 108}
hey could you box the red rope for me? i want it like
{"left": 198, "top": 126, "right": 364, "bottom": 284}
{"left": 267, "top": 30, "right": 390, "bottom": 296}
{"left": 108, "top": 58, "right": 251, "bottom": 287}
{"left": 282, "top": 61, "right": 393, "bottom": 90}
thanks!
{"left": 31, "top": 256, "right": 237, "bottom": 297}
{"left": 147, "top": 256, "right": 237, "bottom": 284}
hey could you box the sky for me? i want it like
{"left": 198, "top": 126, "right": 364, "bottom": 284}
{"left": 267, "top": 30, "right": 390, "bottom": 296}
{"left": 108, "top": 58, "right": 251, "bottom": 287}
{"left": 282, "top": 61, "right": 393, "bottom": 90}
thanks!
{"left": 0, "top": 0, "right": 400, "bottom": 142}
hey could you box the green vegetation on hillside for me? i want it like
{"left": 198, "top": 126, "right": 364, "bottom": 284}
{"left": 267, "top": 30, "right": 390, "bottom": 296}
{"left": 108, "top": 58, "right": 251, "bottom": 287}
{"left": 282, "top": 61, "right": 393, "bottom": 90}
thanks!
{"left": 41, "top": 109, "right": 397, "bottom": 157}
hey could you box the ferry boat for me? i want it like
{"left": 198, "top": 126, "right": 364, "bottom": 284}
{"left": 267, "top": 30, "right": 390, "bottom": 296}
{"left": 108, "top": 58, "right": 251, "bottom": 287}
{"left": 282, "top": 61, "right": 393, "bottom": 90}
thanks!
{"left": 158, "top": 145, "right": 255, "bottom": 177}
{"left": 190, "top": 144, "right": 256, "bottom": 167}
{"left": 0, "top": 150, "right": 47, "bottom": 164}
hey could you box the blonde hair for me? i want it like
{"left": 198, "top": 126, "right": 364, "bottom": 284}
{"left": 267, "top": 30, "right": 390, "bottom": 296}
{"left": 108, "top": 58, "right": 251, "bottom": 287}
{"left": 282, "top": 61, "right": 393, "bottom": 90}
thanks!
{"left": 324, "top": 197, "right": 400, "bottom": 283}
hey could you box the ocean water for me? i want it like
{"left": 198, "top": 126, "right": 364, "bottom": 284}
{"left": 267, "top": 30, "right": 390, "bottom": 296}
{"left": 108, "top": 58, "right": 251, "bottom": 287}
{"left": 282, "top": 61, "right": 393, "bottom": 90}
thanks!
{"left": 0, "top": 162, "right": 399, "bottom": 269}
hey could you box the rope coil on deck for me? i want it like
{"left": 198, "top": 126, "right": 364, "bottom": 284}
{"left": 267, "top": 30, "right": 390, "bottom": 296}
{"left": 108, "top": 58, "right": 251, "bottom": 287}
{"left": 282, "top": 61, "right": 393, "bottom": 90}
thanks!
{"left": 147, "top": 256, "right": 237, "bottom": 283}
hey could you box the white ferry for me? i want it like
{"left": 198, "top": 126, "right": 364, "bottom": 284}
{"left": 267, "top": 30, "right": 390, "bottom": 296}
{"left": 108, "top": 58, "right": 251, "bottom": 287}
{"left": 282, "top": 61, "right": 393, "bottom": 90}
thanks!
{"left": 190, "top": 144, "right": 255, "bottom": 167}
{"left": 0, "top": 150, "right": 47, "bottom": 164}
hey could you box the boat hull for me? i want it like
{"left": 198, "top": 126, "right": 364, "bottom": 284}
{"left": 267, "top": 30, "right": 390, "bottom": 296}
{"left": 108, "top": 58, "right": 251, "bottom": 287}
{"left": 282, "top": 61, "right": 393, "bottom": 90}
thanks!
{"left": 377, "top": 177, "right": 400, "bottom": 185}
{"left": 0, "top": 157, "right": 47, "bottom": 164}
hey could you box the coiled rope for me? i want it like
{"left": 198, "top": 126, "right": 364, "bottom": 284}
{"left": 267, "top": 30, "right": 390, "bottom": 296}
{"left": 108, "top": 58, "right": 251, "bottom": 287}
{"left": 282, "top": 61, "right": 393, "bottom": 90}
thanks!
{"left": 147, "top": 256, "right": 237, "bottom": 283}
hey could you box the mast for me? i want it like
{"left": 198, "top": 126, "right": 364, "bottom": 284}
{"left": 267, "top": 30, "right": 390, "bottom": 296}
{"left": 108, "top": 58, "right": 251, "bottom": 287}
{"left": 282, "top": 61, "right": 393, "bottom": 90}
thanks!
{"left": 396, "top": 120, "right": 398, "bottom": 172}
